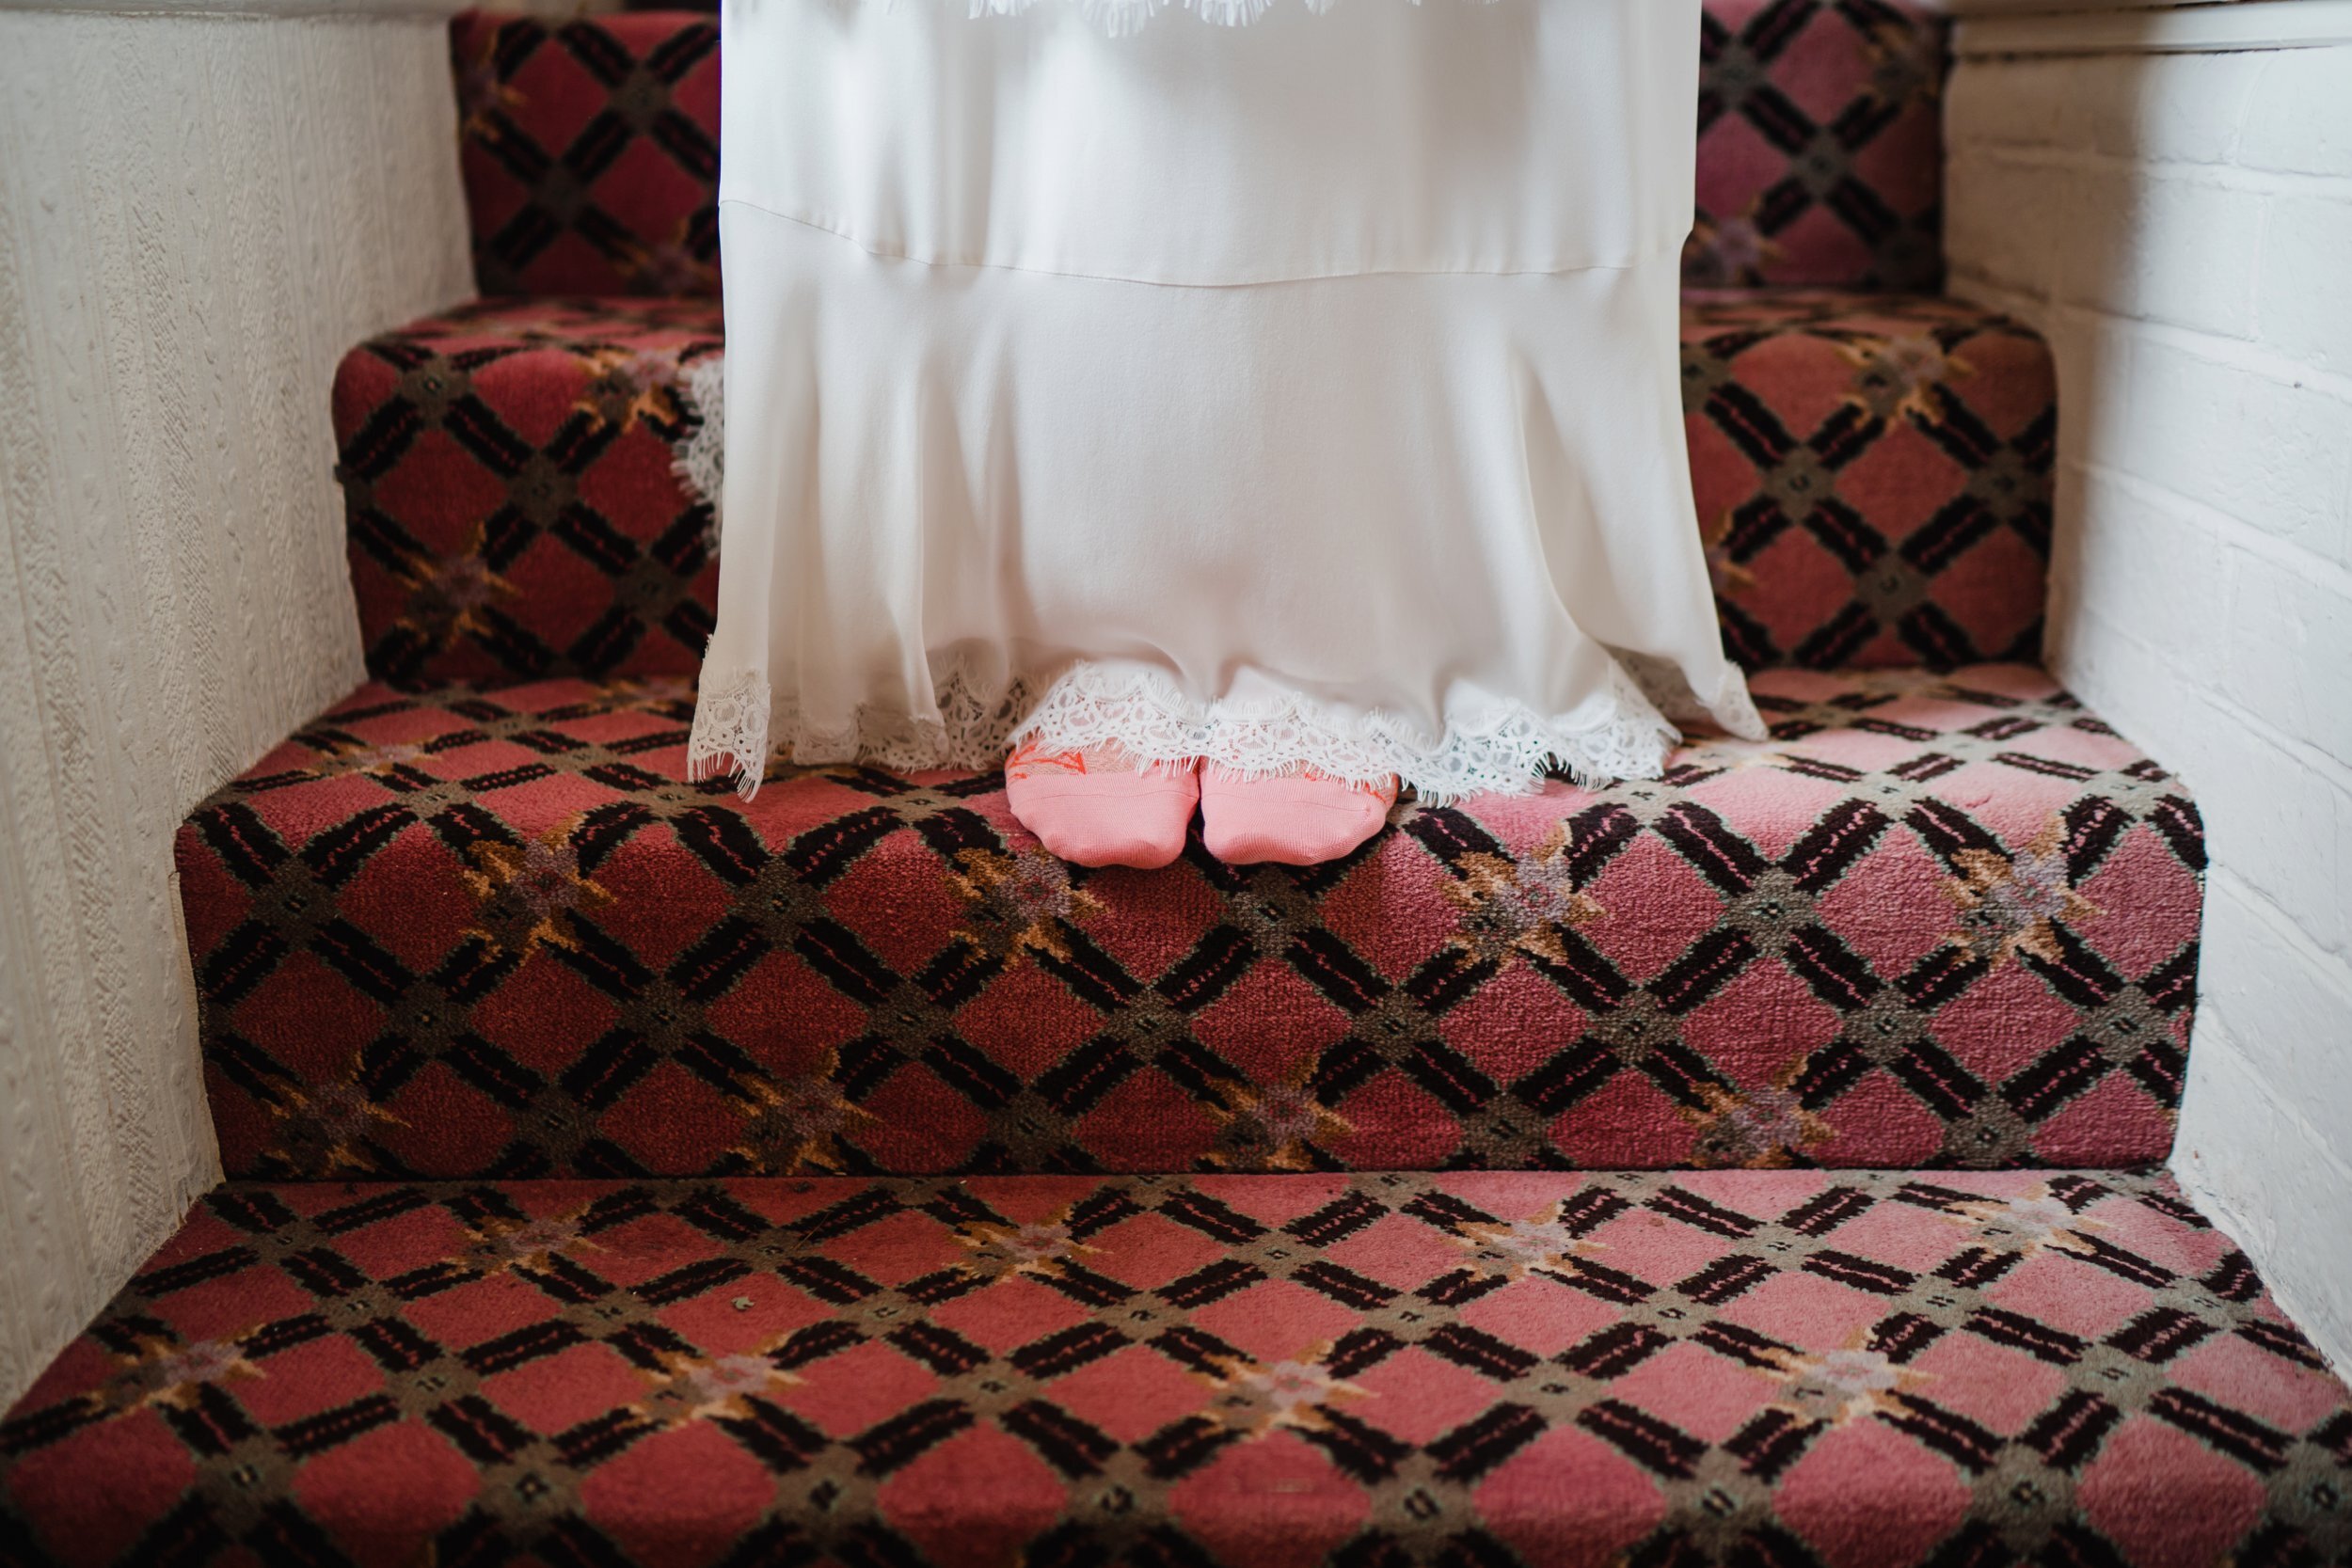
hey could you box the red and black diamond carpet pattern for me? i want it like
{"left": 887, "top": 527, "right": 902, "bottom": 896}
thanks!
{"left": 4, "top": 5, "right": 2344, "bottom": 1566}
{"left": 4, "top": 1172, "right": 2346, "bottom": 1568}
{"left": 381, "top": 4, "right": 2026, "bottom": 687}
{"left": 1692, "top": 0, "right": 1949, "bottom": 291}
{"left": 453, "top": 11, "right": 719, "bottom": 298}
{"left": 331, "top": 298, "right": 721, "bottom": 685}
{"left": 1684, "top": 293, "right": 2051, "bottom": 671}
{"left": 515, "top": 0, "right": 1951, "bottom": 293}
{"left": 176, "top": 666, "right": 2200, "bottom": 1181}
{"left": 332, "top": 294, "right": 2052, "bottom": 687}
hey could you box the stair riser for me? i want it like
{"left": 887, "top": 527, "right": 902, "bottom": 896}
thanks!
{"left": 1695, "top": 0, "right": 1949, "bottom": 291}
{"left": 176, "top": 667, "right": 2198, "bottom": 1181}
{"left": 334, "top": 295, "right": 2054, "bottom": 687}
{"left": 334, "top": 300, "right": 721, "bottom": 685}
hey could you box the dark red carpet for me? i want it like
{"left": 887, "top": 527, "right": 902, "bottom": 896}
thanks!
{"left": 177, "top": 666, "right": 2199, "bottom": 1181}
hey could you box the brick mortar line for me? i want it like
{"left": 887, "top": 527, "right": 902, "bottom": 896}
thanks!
{"left": 2041, "top": 614, "right": 2352, "bottom": 925}
{"left": 2033, "top": 295, "right": 2352, "bottom": 415}
{"left": 2171, "top": 1025, "right": 2352, "bottom": 1381}
{"left": 1944, "top": 138, "right": 2352, "bottom": 199}
{"left": 2045, "top": 534, "right": 2352, "bottom": 799}
{"left": 2182, "top": 1009, "right": 2352, "bottom": 1195}
{"left": 2064, "top": 459, "right": 2352, "bottom": 604}
{"left": 2202, "top": 872, "right": 2352, "bottom": 1006}
{"left": 1950, "top": 265, "right": 2352, "bottom": 406}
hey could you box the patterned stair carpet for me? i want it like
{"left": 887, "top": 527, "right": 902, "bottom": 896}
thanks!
{"left": 465, "top": 2, "right": 1950, "bottom": 294}
{"left": 373, "top": 4, "right": 2034, "bottom": 693}
{"left": 6, "top": 1172, "right": 2347, "bottom": 1567}
{"left": 6, "top": 5, "right": 2344, "bottom": 1566}
{"left": 177, "top": 665, "right": 2200, "bottom": 1181}
{"left": 332, "top": 293, "right": 2054, "bottom": 688}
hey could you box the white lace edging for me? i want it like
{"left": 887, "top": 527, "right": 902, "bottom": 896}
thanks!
{"left": 1007, "top": 661, "right": 1690, "bottom": 804}
{"left": 929, "top": 0, "right": 1503, "bottom": 38}
{"left": 671, "top": 354, "right": 726, "bottom": 546}
{"left": 690, "top": 655, "right": 1765, "bottom": 804}
{"left": 688, "top": 664, "right": 1038, "bottom": 799}
{"left": 685, "top": 666, "right": 769, "bottom": 792}
{"left": 1616, "top": 649, "right": 1769, "bottom": 746}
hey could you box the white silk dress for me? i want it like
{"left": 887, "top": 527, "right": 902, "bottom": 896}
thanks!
{"left": 687, "top": 0, "right": 1764, "bottom": 803}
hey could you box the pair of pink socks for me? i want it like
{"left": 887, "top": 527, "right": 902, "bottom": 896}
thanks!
{"left": 1005, "top": 743, "right": 1398, "bottom": 869}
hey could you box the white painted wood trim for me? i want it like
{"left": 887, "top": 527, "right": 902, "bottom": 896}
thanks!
{"left": 1957, "top": 0, "right": 2352, "bottom": 57}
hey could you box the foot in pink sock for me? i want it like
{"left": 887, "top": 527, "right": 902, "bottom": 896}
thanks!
{"left": 1006, "top": 741, "right": 1200, "bottom": 869}
{"left": 1199, "top": 768, "right": 1399, "bottom": 866}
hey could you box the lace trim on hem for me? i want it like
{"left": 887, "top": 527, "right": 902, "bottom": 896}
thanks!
{"left": 1616, "top": 649, "right": 1769, "bottom": 744}
{"left": 1007, "top": 662, "right": 1683, "bottom": 804}
{"left": 684, "top": 666, "right": 771, "bottom": 796}
{"left": 687, "top": 665, "right": 1039, "bottom": 800}
{"left": 689, "top": 655, "right": 1762, "bottom": 805}
{"left": 670, "top": 355, "right": 726, "bottom": 550}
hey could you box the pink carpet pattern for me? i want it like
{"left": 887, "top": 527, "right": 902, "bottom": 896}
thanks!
{"left": 333, "top": 298, "right": 721, "bottom": 684}
{"left": 6, "top": 1172, "right": 2345, "bottom": 1568}
{"left": 463, "top": 3, "right": 1953, "bottom": 293}
{"left": 1692, "top": 0, "right": 1949, "bottom": 291}
{"left": 0, "top": 9, "right": 2336, "bottom": 1568}
{"left": 453, "top": 11, "right": 720, "bottom": 297}
{"left": 333, "top": 293, "right": 2053, "bottom": 686}
{"left": 176, "top": 666, "right": 2199, "bottom": 1180}
{"left": 1683, "top": 293, "right": 2053, "bottom": 670}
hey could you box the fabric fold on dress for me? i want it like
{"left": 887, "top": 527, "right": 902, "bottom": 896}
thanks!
{"left": 691, "top": 0, "right": 1763, "bottom": 803}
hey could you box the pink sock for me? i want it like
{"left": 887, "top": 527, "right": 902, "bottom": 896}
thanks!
{"left": 1198, "top": 768, "right": 1399, "bottom": 866}
{"left": 1005, "top": 741, "right": 1200, "bottom": 869}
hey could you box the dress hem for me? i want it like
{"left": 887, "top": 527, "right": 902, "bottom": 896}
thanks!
{"left": 685, "top": 657, "right": 1765, "bottom": 806}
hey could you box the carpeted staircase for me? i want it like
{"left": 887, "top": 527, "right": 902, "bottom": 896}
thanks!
{"left": 4, "top": 5, "right": 2348, "bottom": 1564}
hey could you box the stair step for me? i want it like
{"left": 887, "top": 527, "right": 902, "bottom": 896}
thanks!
{"left": 452, "top": 1, "right": 1949, "bottom": 297}
{"left": 1694, "top": 0, "right": 1949, "bottom": 291}
{"left": 177, "top": 664, "right": 2198, "bottom": 1181}
{"left": 1683, "top": 292, "right": 2052, "bottom": 669}
{"left": 6, "top": 1170, "right": 2345, "bottom": 1564}
{"left": 332, "top": 292, "right": 2052, "bottom": 688}
{"left": 453, "top": 10, "right": 720, "bottom": 298}
{"left": 333, "top": 297, "right": 721, "bottom": 685}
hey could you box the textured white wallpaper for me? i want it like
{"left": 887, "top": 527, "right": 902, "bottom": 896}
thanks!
{"left": 0, "top": 5, "right": 477, "bottom": 1406}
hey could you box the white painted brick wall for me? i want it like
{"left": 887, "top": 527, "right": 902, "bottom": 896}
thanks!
{"left": 1947, "top": 38, "right": 2352, "bottom": 1370}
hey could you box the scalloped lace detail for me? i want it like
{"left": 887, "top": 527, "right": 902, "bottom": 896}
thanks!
{"left": 689, "top": 663, "right": 1039, "bottom": 800}
{"left": 685, "top": 666, "right": 770, "bottom": 792}
{"left": 1009, "top": 660, "right": 1687, "bottom": 805}
{"left": 692, "top": 655, "right": 1761, "bottom": 804}
{"left": 671, "top": 354, "right": 726, "bottom": 546}
{"left": 1616, "top": 649, "right": 1769, "bottom": 745}
{"left": 948, "top": 0, "right": 1504, "bottom": 37}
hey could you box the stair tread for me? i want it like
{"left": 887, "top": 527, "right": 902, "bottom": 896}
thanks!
{"left": 5, "top": 1169, "right": 2344, "bottom": 1565}
{"left": 334, "top": 290, "right": 2054, "bottom": 688}
{"left": 176, "top": 662, "right": 2201, "bottom": 1180}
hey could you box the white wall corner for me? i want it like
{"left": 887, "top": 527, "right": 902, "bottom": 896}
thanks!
{"left": 1945, "top": 24, "right": 2352, "bottom": 1376}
